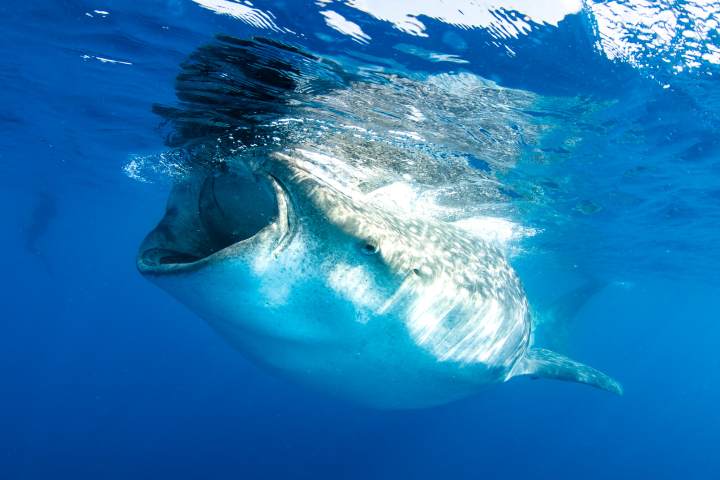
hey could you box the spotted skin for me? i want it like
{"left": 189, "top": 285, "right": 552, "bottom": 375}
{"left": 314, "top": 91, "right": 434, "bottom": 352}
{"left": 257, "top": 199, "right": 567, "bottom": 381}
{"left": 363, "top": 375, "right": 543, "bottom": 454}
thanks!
{"left": 270, "top": 150, "right": 530, "bottom": 369}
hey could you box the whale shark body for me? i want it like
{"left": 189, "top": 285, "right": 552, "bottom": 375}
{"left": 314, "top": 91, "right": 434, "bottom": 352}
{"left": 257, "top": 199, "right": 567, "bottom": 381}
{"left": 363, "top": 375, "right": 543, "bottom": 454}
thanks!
{"left": 137, "top": 36, "right": 621, "bottom": 408}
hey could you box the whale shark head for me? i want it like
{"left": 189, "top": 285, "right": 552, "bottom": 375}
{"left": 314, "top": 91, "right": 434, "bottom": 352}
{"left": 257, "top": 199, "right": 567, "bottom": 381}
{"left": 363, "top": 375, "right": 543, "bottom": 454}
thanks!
{"left": 136, "top": 150, "right": 405, "bottom": 307}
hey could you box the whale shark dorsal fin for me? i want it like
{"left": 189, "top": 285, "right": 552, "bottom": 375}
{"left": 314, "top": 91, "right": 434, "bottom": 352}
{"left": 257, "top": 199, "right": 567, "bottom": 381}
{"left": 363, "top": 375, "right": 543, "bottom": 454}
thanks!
{"left": 512, "top": 348, "right": 623, "bottom": 395}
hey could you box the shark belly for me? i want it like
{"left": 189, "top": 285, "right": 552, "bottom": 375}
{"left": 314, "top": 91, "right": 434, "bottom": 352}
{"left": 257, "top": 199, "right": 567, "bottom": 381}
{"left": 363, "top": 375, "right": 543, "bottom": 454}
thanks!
{"left": 149, "top": 259, "right": 509, "bottom": 409}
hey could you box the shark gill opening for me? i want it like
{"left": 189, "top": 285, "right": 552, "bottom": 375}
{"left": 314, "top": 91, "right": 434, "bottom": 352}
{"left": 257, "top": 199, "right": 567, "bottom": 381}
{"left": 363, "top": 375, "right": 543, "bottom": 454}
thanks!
{"left": 138, "top": 171, "right": 279, "bottom": 269}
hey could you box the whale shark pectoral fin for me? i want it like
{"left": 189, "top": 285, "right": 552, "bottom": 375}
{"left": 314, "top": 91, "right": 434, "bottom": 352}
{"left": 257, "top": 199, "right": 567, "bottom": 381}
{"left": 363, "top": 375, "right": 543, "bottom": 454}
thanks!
{"left": 511, "top": 348, "right": 623, "bottom": 396}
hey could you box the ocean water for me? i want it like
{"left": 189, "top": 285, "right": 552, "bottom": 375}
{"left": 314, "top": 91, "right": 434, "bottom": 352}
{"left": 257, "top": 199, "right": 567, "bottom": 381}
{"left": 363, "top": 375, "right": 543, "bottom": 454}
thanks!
{"left": 2, "top": 0, "right": 720, "bottom": 478}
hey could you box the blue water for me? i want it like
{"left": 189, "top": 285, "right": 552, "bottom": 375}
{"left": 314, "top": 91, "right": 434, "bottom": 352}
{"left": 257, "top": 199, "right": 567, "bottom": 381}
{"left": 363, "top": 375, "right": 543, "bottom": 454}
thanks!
{"left": 2, "top": 1, "right": 720, "bottom": 478}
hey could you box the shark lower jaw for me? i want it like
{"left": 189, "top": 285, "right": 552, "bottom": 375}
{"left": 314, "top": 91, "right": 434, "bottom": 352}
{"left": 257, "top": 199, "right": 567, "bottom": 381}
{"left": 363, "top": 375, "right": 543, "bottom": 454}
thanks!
{"left": 137, "top": 171, "right": 292, "bottom": 276}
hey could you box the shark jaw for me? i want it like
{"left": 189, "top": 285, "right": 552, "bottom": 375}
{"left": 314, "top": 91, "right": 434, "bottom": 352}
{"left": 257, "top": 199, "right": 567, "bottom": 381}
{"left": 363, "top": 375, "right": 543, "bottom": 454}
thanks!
{"left": 137, "top": 169, "right": 293, "bottom": 276}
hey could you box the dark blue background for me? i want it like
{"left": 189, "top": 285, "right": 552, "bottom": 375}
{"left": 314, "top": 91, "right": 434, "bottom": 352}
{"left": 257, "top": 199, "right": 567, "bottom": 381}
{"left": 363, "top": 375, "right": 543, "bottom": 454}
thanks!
{"left": 2, "top": 1, "right": 719, "bottom": 478}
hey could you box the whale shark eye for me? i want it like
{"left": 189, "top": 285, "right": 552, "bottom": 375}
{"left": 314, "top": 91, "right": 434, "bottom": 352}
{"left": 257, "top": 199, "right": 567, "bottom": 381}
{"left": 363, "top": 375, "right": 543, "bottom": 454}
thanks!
{"left": 360, "top": 242, "right": 378, "bottom": 255}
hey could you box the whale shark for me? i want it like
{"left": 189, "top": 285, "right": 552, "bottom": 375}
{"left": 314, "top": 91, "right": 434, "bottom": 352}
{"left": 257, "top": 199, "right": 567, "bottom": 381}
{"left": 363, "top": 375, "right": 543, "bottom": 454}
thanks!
{"left": 137, "top": 36, "right": 621, "bottom": 408}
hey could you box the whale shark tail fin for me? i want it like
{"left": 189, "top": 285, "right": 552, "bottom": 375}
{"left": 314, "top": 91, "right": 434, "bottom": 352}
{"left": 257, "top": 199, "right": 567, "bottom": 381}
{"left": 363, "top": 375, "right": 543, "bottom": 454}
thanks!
{"left": 511, "top": 348, "right": 623, "bottom": 395}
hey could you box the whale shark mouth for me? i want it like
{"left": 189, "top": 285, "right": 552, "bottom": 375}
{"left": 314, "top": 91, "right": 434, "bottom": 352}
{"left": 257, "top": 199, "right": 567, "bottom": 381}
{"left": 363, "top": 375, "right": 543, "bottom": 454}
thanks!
{"left": 137, "top": 170, "right": 287, "bottom": 273}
